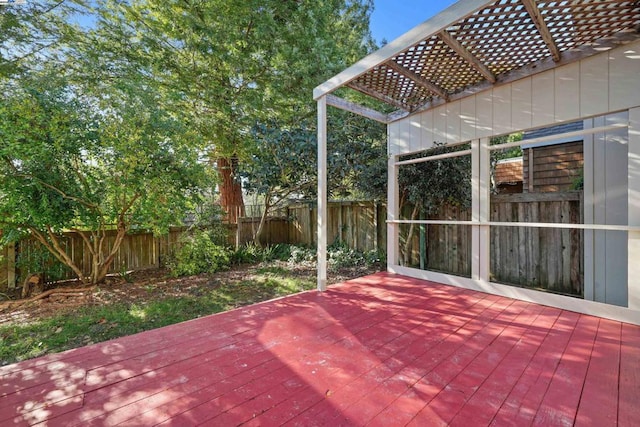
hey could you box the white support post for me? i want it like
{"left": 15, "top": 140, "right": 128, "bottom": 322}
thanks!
{"left": 629, "top": 107, "right": 640, "bottom": 309}
{"left": 317, "top": 96, "right": 328, "bottom": 291}
{"left": 471, "top": 139, "right": 480, "bottom": 280}
{"left": 479, "top": 137, "right": 491, "bottom": 283}
{"left": 583, "top": 117, "right": 595, "bottom": 301}
{"left": 387, "top": 153, "right": 399, "bottom": 268}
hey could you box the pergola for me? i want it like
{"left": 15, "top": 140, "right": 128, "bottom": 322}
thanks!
{"left": 314, "top": 0, "right": 640, "bottom": 323}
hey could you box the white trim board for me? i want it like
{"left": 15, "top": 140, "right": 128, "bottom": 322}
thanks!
{"left": 387, "top": 220, "right": 639, "bottom": 232}
{"left": 389, "top": 265, "right": 640, "bottom": 326}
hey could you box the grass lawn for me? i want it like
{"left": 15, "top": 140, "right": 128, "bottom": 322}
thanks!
{"left": 0, "top": 264, "right": 322, "bottom": 366}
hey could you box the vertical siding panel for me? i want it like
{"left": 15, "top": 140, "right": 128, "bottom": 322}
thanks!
{"left": 409, "top": 115, "right": 422, "bottom": 153}
{"left": 492, "top": 84, "right": 512, "bottom": 136}
{"left": 609, "top": 44, "right": 640, "bottom": 112}
{"left": 433, "top": 105, "right": 448, "bottom": 143}
{"left": 555, "top": 62, "right": 580, "bottom": 123}
{"left": 460, "top": 95, "right": 477, "bottom": 142}
{"left": 629, "top": 107, "right": 640, "bottom": 310}
{"left": 476, "top": 90, "right": 494, "bottom": 138}
{"left": 399, "top": 120, "right": 412, "bottom": 154}
{"left": 580, "top": 53, "right": 609, "bottom": 118}
{"left": 511, "top": 77, "right": 532, "bottom": 131}
{"left": 604, "top": 112, "right": 629, "bottom": 306}
{"left": 420, "top": 109, "right": 434, "bottom": 151}
{"left": 388, "top": 122, "right": 402, "bottom": 155}
{"left": 446, "top": 100, "right": 462, "bottom": 144}
{"left": 532, "top": 71, "right": 555, "bottom": 128}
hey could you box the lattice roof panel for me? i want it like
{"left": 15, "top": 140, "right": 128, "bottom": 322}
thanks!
{"left": 447, "top": 0, "right": 551, "bottom": 76}
{"left": 350, "top": 64, "right": 437, "bottom": 110}
{"left": 316, "top": 0, "right": 640, "bottom": 116}
{"left": 395, "top": 36, "right": 486, "bottom": 93}
{"left": 540, "top": 0, "right": 640, "bottom": 50}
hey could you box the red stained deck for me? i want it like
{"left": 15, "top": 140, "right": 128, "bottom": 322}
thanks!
{"left": 2, "top": 272, "right": 639, "bottom": 426}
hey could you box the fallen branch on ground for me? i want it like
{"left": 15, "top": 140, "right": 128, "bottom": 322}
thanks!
{"left": 0, "top": 286, "right": 96, "bottom": 312}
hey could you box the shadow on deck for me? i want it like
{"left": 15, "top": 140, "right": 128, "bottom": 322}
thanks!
{"left": 1, "top": 272, "right": 639, "bottom": 426}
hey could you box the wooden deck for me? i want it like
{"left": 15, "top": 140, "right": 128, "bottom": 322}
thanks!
{"left": 2, "top": 272, "right": 639, "bottom": 426}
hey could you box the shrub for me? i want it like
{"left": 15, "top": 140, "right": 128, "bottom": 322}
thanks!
{"left": 289, "top": 245, "right": 316, "bottom": 264}
{"left": 231, "top": 243, "right": 293, "bottom": 265}
{"left": 286, "top": 243, "right": 385, "bottom": 271}
{"left": 231, "top": 242, "right": 264, "bottom": 265}
{"left": 168, "top": 230, "right": 231, "bottom": 277}
{"left": 263, "top": 244, "right": 292, "bottom": 262}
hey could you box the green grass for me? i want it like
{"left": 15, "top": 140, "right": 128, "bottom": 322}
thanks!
{"left": 0, "top": 269, "right": 315, "bottom": 366}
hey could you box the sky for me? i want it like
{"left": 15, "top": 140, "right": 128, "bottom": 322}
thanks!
{"left": 369, "top": 0, "right": 458, "bottom": 44}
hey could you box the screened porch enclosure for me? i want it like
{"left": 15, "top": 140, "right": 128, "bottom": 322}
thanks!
{"left": 314, "top": 0, "right": 640, "bottom": 324}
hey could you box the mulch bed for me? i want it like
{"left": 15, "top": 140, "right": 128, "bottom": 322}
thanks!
{"left": 0, "top": 262, "right": 379, "bottom": 326}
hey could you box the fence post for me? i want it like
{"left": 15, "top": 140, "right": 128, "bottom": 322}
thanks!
{"left": 236, "top": 218, "right": 242, "bottom": 249}
{"left": 309, "top": 204, "right": 314, "bottom": 247}
{"left": 373, "top": 201, "right": 378, "bottom": 252}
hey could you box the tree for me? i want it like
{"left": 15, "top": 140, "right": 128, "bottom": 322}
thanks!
{"left": 0, "top": 74, "right": 209, "bottom": 285}
{"left": 242, "top": 122, "right": 317, "bottom": 244}
{"left": 0, "top": 0, "right": 88, "bottom": 78}
{"left": 241, "top": 108, "right": 386, "bottom": 245}
{"left": 84, "top": 0, "right": 376, "bottom": 220}
{"left": 398, "top": 143, "right": 472, "bottom": 264}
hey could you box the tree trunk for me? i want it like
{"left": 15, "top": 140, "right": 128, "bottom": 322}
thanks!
{"left": 402, "top": 204, "right": 420, "bottom": 266}
{"left": 217, "top": 156, "right": 245, "bottom": 223}
{"left": 254, "top": 191, "right": 271, "bottom": 246}
{"left": 30, "top": 228, "right": 89, "bottom": 286}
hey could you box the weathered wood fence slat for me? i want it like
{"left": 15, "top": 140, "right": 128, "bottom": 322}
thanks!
{"left": 2, "top": 196, "right": 583, "bottom": 297}
{"left": 0, "top": 202, "right": 385, "bottom": 290}
{"left": 402, "top": 192, "right": 583, "bottom": 296}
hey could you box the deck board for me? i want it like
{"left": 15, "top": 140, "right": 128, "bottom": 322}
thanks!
{"left": 2, "top": 272, "right": 638, "bottom": 426}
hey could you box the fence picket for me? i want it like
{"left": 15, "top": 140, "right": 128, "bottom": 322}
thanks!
{"left": 1, "top": 197, "right": 583, "bottom": 297}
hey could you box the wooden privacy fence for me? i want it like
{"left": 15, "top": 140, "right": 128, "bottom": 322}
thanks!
{"left": 0, "top": 202, "right": 387, "bottom": 291}
{"left": 287, "top": 201, "right": 386, "bottom": 253}
{"left": 2, "top": 228, "right": 189, "bottom": 287}
{"left": 403, "top": 191, "right": 583, "bottom": 296}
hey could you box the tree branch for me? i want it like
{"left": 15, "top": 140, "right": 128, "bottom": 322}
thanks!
{"left": 11, "top": 171, "right": 99, "bottom": 210}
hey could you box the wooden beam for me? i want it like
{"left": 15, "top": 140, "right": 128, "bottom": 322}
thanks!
{"left": 385, "top": 60, "right": 449, "bottom": 100}
{"left": 313, "top": 0, "right": 495, "bottom": 99}
{"left": 437, "top": 30, "right": 496, "bottom": 83}
{"left": 325, "top": 94, "right": 389, "bottom": 123}
{"left": 520, "top": 0, "right": 561, "bottom": 62}
{"left": 348, "top": 81, "right": 408, "bottom": 111}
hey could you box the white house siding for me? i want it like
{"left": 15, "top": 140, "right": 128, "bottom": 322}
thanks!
{"left": 389, "top": 40, "right": 640, "bottom": 155}
{"left": 584, "top": 112, "right": 628, "bottom": 307}
{"left": 388, "top": 40, "right": 640, "bottom": 312}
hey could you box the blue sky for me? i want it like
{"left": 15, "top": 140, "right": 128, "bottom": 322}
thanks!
{"left": 370, "top": 0, "right": 458, "bottom": 44}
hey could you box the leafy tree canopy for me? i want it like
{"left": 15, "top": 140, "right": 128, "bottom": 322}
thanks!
{"left": 82, "top": 0, "right": 377, "bottom": 158}
{"left": 0, "top": 0, "right": 89, "bottom": 78}
{"left": 0, "top": 72, "right": 210, "bottom": 284}
{"left": 399, "top": 143, "right": 472, "bottom": 217}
